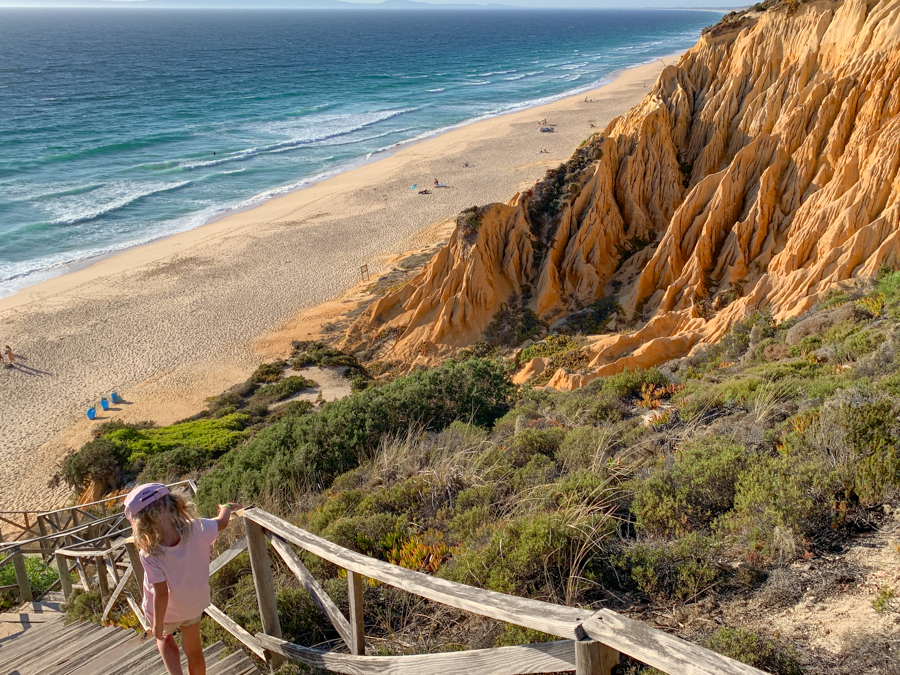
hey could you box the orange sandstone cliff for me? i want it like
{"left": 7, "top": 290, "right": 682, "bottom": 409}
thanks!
{"left": 343, "top": 0, "right": 900, "bottom": 388}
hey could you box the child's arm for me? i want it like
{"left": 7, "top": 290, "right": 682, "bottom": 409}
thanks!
{"left": 214, "top": 503, "right": 243, "bottom": 531}
{"left": 151, "top": 581, "right": 170, "bottom": 640}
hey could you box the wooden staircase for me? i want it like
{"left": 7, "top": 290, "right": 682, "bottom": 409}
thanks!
{"left": 0, "top": 594, "right": 260, "bottom": 675}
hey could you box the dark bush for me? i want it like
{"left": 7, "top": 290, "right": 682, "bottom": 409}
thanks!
{"left": 631, "top": 439, "right": 747, "bottom": 537}
{"left": 703, "top": 627, "right": 803, "bottom": 675}
{"left": 618, "top": 533, "right": 723, "bottom": 601}
{"left": 251, "top": 362, "right": 283, "bottom": 383}
{"left": 196, "top": 358, "right": 512, "bottom": 510}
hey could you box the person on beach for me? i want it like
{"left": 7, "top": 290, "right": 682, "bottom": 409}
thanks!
{"left": 434, "top": 178, "right": 439, "bottom": 187}
{"left": 4, "top": 346, "right": 13, "bottom": 368}
{"left": 125, "top": 483, "right": 242, "bottom": 675}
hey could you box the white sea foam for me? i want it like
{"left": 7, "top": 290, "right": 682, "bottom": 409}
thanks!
{"left": 427, "top": 88, "right": 446, "bottom": 93}
{"left": 180, "top": 108, "right": 418, "bottom": 169}
{"left": 41, "top": 180, "right": 192, "bottom": 226}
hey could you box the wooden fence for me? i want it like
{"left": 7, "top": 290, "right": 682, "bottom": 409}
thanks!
{"left": 3, "top": 492, "right": 770, "bottom": 675}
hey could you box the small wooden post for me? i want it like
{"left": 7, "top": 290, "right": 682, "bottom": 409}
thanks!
{"left": 347, "top": 570, "right": 366, "bottom": 655}
{"left": 96, "top": 556, "right": 110, "bottom": 603}
{"left": 70, "top": 508, "right": 80, "bottom": 528}
{"left": 575, "top": 639, "right": 618, "bottom": 675}
{"left": 246, "top": 519, "right": 284, "bottom": 670}
{"left": 12, "top": 549, "right": 34, "bottom": 603}
{"left": 37, "top": 516, "right": 49, "bottom": 562}
{"left": 56, "top": 553, "right": 73, "bottom": 601}
{"left": 125, "top": 542, "right": 144, "bottom": 590}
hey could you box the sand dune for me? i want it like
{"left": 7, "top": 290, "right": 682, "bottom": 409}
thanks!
{"left": 0, "top": 57, "right": 673, "bottom": 513}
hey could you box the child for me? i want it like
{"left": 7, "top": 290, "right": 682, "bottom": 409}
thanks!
{"left": 124, "top": 483, "right": 241, "bottom": 675}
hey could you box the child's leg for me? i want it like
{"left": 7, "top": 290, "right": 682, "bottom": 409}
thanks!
{"left": 157, "top": 634, "right": 184, "bottom": 675}
{"left": 180, "top": 622, "right": 206, "bottom": 675}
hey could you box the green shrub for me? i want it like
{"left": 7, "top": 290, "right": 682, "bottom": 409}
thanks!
{"left": 509, "top": 428, "right": 566, "bottom": 465}
{"left": 276, "top": 587, "right": 333, "bottom": 645}
{"left": 0, "top": 556, "right": 59, "bottom": 611}
{"left": 618, "top": 533, "right": 723, "bottom": 601}
{"left": 559, "top": 296, "right": 620, "bottom": 335}
{"left": 196, "top": 358, "right": 512, "bottom": 510}
{"left": 602, "top": 368, "right": 669, "bottom": 400}
{"left": 720, "top": 454, "right": 836, "bottom": 560}
{"left": 251, "top": 362, "right": 283, "bottom": 383}
{"left": 138, "top": 446, "right": 214, "bottom": 483}
{"left": 520, "top": 335, "right": 578, "bottom": 363}
{"left": 484, "top": 297, "right": 546, "bottom": 347}
{"left": 494, "top": 625, "right": 556, "bottom": 647}
{"left": 839, "top": 328, "right": 886, "bottom": 361}
{"left": 557, "top": 426, "right": 614, "bottom": 471}
{"left": 631, "top": 439, "right": 747, "bottom": 537}
{"left": 703, "top": 627, "right": 803, "bottom": 675}
{"left": 65, "top": 589, "right": 104, "bottom": 623}
{"left": 60, "top": 436, "right": 128, "bottom": 491}
{"left": 440, "top": 512, "right": 607, "bottom": 598}
{"left": 255, "top": 376, "right": 316, "bottom": 402}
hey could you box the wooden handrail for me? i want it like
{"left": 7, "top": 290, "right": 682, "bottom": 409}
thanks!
{"left": 0, "top": 479, "right": 196, "bottom": 517}
{"left": 244, "top": 508, "right": 589, "bottom": 640}
{"left": 241, "top": 507, "right": 768, "bottom": 675}
{"left": 0, "top": 512, "right": 123, "bottom": 553}
{"left": 3, "top": 492, "right": 767, "bottom": 675}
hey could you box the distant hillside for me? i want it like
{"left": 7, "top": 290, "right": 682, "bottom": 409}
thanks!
{"left": 0, "top": 0, "right": 516, "bottom": 9}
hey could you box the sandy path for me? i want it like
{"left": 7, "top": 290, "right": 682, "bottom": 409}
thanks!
{"left": 0, "top": 56, "right": 676, "bottom": 512}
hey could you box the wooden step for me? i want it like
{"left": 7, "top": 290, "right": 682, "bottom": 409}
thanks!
{"left": 0, "top": 621, "right": 90, "bottom": 672}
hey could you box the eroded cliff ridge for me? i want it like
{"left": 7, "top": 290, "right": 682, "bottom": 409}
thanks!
{"left": 343, "top": 0, "right": 900, "bottom": 388}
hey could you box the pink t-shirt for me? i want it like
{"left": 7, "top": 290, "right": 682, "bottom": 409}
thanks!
{"left": 140, "top": 518, "right": 218, "bottom": 624}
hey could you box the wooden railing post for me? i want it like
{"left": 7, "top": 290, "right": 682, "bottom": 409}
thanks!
{"left": 95, "top": 555, "right": 110, "bottom": 603}
{"left": 126, "top": 542, "right": 144, "bottom": 590}
{"left": 56, "top": 553, "right": 73, "bottom": 601}
{"left": 246, "top": 519, "right": 284, "bottom": 670}
{"left": 347, "top": 570, "right": 366, "bottom": 655}
{"left": 12, "top": 549, "right": 33, "bottom": 603}
{"left": 575, "top": 639, "right": 619, "bottom": 675}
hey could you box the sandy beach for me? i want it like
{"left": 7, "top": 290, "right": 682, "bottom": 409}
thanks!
{"left": 0, "top": 55, "right": 677, "bottom": 513}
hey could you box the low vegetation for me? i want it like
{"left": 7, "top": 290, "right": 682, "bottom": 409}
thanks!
{"left": 59, "top": 270, "right": 900, "bottom": 674}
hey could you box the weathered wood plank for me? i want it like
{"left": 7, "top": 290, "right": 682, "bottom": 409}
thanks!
{"left": 205, "top": 603, "right": 267, "bottom": 659}
{"left": 579, "top": 611, "right": 769, "bottom": 675}
{"left": 256, "top": 634, "right": 577, "bottom": 675}
{"left": 56, "top": 553, "right": 73, "bottom": 601}
{"left": 125, "top": 590, "right": 150, "bottom": 631}
{"left": 101, "top": 564, "right": 133, "bottom": 621}
{"left": 96, "top": 556, "right": 111, "bottom": 603}
{"left": 209, "top": 537, "right": 248, "bottom": 577}
{"left": 126, "top": 542, "right": 144, "bottom": 590}
{"left": 348, "top": 570, "right": 366, "bottom": 656}
{"left": 246, "top": 518, "right": 284, "bottom": 669}
{"left": 268, "top": 534, "right": 352, "bottom": 649}
{"left": 244, "top": 508, "right": 588, "bottom": 639}
{"left": 12, "top": 550, "right": 33, "bottom": 602}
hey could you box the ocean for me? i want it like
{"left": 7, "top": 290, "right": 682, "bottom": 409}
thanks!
{"left": 0, "top": 8, "right": 716, "bottom": 298}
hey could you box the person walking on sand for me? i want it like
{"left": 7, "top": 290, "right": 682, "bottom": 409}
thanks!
{"left": 3, "top": 346, "right": 13, "bottom": 368}
{"left": 125, "top": 483, "right": 242, "bottom": 675}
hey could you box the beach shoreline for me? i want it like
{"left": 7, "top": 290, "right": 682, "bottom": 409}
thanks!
{"left": 0, "top": 54, "right": 677, "bottom": 304}
{"left": 0, "top": 51, "right": 684, "bottom": 512}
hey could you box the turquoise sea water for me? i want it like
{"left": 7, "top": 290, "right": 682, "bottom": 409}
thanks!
{"left": 0, "top": 8, "right": 716, "bottom": 298}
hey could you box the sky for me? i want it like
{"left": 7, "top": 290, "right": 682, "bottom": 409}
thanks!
{"left": 3, "top": 0, "right": 743, "bottom": 9}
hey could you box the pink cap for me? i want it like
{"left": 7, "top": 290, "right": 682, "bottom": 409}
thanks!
{"left": 123, "top": 483, "right": 169, "bottom": 522}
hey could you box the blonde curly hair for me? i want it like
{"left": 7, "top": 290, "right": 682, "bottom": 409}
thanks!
{"left": 132, "top": 492, "right": 194, "bottom": 556}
